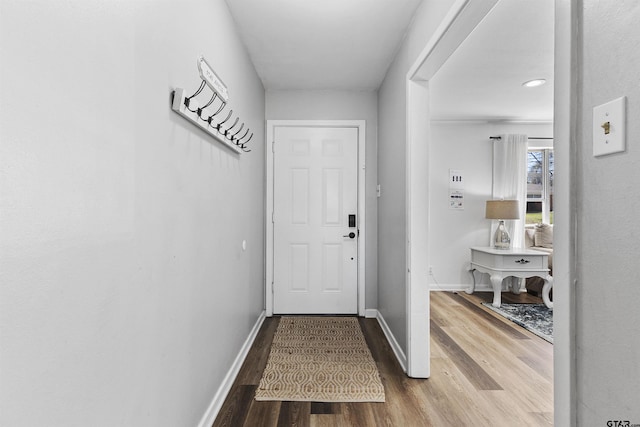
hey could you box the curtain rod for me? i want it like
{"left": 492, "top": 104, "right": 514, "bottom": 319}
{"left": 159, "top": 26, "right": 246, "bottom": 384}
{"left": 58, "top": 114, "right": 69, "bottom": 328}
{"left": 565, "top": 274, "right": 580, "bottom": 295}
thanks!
{"left": 489, "top": 136, "right": 554, "bottom": 140}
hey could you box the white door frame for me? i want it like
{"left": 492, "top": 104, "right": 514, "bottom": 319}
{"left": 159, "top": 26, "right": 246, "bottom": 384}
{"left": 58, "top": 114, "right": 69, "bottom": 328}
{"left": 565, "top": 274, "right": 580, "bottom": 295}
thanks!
{"left": 405, "top": 0, "right": 576, "bottom": 424}
{"left": 551, "top": 1, "right": 577, "bottom": 425}
{"left": 265, "top": 120, "right": 366, "bottom": 317}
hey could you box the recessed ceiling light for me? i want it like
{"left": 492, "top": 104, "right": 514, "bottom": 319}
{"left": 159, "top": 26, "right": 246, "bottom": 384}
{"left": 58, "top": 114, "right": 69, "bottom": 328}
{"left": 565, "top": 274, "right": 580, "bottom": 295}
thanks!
{"left": 522, "top": 79, "right": 547, "bottom": 88}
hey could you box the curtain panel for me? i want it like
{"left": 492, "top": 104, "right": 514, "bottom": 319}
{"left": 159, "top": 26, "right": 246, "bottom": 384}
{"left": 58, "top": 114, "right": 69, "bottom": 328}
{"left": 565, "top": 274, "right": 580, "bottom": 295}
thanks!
{"left": 491, "top": 134, "right": 528, "bottom": 248}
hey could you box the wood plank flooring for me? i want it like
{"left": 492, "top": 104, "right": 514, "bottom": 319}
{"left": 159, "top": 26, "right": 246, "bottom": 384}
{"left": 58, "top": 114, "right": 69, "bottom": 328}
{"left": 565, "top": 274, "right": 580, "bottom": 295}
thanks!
{"left": 212, "top": 291, "right": 553, "bottom": 426}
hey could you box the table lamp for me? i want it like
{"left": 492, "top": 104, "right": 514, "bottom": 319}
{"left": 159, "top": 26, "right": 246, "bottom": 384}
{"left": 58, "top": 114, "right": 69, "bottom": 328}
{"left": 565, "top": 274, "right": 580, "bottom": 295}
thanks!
{"left": 485, "top": 199, "right": 520, "bottom": 249}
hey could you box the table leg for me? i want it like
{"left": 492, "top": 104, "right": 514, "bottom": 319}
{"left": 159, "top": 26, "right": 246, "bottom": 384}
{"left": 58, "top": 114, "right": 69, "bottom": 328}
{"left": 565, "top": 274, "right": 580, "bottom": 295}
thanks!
{"left": 490, "top": 274, "right": 503, "bottom": 307}
{"left": 542, "top": 275, "right": 554, "bottom": 309}
{"left": 466, "top": 269, "right": 476, "bottom": 294}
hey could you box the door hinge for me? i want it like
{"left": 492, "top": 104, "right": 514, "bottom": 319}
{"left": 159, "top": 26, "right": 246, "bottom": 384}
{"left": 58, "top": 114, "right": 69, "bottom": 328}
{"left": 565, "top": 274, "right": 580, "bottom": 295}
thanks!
{"left": 271, "top": 212, "right": 275, "bottom": 223}
{"left": 272, "top": 140, "right": 275, "bottom": 153}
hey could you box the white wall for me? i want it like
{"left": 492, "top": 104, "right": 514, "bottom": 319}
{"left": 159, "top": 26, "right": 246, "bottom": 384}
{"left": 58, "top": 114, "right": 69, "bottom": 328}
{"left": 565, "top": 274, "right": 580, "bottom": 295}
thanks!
{"left": 429, "top": 121, "right": 553, "bottom": 289}
{"left": 576, "top": 1, "right": 640, "bottom": 424}
{"left": 377, "top": 0, "right": 470, "bottom": 352}
{"left": 0, "top": 1, "right": 265, "bottom": 426}
{"left": 266, "top": 90, "right": 378, "bottom": 309}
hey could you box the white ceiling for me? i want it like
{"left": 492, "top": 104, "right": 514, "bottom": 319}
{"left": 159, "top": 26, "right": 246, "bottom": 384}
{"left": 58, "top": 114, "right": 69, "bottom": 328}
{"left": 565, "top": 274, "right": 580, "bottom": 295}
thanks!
{"left": 225, "top": 0, "right": 554, "bottom": 121}
{"left": 225, "top": 0, "right": 423, "bottom": 90}
{"left": 430, "top": 0, "right": 555, "bottom": 121}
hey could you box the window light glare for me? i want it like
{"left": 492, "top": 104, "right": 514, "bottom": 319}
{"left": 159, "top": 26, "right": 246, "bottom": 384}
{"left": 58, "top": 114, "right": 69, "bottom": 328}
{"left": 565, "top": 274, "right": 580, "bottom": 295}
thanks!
{"left": 522, "top": 79, "right": 547, "bottom": 88}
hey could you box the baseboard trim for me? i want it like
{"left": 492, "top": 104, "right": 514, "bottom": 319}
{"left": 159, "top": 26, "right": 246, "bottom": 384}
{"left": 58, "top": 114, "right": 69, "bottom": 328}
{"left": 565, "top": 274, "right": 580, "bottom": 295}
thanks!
{"left": 197, "top": 310, "right": 266, "bottom": 427}
{"left": 430, "top": 284, "right": 493, "bottom": 292}
{"left": 364, "top": 309, "right": 378, "bottom": 318}
{"left": 374, "top": 310, "right": 408, "bottom": 373}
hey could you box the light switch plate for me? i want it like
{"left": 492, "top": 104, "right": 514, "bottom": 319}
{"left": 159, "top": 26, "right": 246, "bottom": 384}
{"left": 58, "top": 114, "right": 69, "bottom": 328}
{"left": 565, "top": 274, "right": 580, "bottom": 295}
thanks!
{"left": 593, "top": 96, "right": 626, "bottom": 157}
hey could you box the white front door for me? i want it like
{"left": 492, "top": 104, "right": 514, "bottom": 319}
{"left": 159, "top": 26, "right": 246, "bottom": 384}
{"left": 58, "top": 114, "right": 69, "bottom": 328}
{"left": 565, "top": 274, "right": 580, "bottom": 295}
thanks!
{"left": 272, "top": 126, "right": 359, "bottom": 314}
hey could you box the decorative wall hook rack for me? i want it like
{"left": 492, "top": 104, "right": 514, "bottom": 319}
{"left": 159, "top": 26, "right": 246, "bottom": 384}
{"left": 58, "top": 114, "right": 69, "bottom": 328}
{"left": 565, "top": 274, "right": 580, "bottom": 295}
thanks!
{"left": 171, "top": 56, "right": 252, "bottom": 154}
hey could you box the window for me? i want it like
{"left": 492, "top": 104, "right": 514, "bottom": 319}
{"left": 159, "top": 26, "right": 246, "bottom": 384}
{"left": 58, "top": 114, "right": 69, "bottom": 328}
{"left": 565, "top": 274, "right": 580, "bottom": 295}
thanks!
{"left": 526, "top": 149, "right": 554, "bottom": 224}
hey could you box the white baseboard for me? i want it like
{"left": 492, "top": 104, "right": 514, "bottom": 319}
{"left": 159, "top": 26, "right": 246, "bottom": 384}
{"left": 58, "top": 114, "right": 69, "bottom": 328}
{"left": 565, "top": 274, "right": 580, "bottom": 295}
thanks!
{"left": 430, "top": 283, "right": 494, "bottom": 292}
{"left": 364, "top": 309, "right": 378, "bottom": 318}
{"left": 430, "top": 280, "right": 528, "bottom": 293}
{"left": 197, "top": 311, "right": 266, "bottom": 427}
{"left": 374, "top": 310, "right": 407, "bottom": 373}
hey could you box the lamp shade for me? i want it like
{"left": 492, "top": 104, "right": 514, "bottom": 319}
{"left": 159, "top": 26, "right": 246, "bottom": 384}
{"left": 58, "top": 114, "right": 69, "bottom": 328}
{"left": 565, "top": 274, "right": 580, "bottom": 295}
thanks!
{"left": 485, "top": 200, "right": 520, "bottom": 220}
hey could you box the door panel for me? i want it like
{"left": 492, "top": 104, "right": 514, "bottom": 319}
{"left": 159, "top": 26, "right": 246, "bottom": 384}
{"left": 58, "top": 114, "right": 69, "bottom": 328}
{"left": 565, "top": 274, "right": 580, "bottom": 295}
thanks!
{"left": 273, "top": 126, "right": 358, "bottom": 314}
{"left": 291, "top": 169, "right": 309, "bottom": 224}
{"left": 322, "top": 169, "right": 342, "bottom": 225}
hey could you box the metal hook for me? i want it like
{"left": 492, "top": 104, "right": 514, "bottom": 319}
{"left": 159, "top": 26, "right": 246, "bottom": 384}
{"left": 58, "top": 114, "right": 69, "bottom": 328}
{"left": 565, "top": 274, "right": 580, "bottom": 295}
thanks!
{"left": 223, "top": 117, "right": 240, "bottom": 138}
{"left": 229, "top": 123, "right": 245, "bottom": 143}
{"left": 239, "top": 133, "right": 253, "bottom": 148}
{"left": 238, "top": 131, "right": 253, "bottom": 145}
{"left": 234, "top": 128, "right": 250, "bottom": 144}
{"left": 227, "top": 117, "right": 240, "bottom": 131}
{"left": 197, "top": 93, "right": 218, "bottom": 120}
{"left": 202, "top": 92, "right": 218, "bottom": 110}
{"left": 206, "top": 101, "right": 227, "bottom": 126}
{"left": 214, "top": 110, "right": 233, "bottom": 131}
{"left": 184, "top": 80, "right": 206, "bottom": 112}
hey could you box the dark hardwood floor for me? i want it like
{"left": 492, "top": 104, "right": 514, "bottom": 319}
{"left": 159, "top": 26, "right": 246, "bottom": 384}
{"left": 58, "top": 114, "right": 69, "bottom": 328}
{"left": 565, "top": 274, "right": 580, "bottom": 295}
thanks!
{"left": 213, "top": 291, "right": 553, "bottom": 426}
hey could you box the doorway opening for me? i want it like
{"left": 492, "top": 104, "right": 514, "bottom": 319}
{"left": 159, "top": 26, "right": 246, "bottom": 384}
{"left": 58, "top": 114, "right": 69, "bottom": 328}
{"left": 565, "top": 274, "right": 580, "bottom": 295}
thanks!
{"left": 405, "top": 0, "right": 575, "bottom": 424}
{"left": 406, "top": 0, "right": 577, "bottom": 425}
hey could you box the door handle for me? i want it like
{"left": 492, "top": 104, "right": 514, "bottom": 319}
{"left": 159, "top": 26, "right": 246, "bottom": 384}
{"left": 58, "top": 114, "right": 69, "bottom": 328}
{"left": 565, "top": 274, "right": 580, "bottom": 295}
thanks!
{"left": 343, "top": 232, "right": 356, "bottom": 239}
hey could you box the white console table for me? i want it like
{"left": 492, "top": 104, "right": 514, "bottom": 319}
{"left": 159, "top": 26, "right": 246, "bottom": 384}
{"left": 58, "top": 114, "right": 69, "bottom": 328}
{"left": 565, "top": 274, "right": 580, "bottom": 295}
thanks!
{"left": 467, "top": 246, "right": 553, "bottom": 309}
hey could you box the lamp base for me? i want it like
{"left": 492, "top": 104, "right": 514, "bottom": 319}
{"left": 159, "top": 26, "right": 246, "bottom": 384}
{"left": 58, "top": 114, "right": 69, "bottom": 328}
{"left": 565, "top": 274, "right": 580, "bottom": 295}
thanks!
{"left": 493, "top": 220, "right": 511, "bottom": 250}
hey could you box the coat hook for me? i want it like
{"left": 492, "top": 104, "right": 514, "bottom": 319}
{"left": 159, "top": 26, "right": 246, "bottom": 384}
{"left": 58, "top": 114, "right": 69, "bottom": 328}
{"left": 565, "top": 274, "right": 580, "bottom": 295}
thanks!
{"left": 239, "top": 132, "right": 253, "bottom": 144}
{"left": 206, "top": 102, "right": 226, "bottom": 126}
{"left": 197, "top": 93, "right": 218, "bottom": 120}
{"left": 214, "top": 110, "right": 233, "bottom": 131}
{"left": 184, "top": 80, "right": 206, "bottom": 112}
{"left": 236, "top": 128, "right": 250, "bottom": 142}
{"left": 239, "top": 133, "right": 253, "bottom": 148}
{"left": 223, "top": 117, "right": 240, "bottom": 137}
{"left": 229, "top": 123, "right": 245, "bottom": 143}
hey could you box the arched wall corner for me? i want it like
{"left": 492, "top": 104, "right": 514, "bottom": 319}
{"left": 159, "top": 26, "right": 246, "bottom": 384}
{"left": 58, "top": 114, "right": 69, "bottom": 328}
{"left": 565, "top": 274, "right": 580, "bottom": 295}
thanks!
{"left": 404, "top": 0, "right": 499, "bottom": 379}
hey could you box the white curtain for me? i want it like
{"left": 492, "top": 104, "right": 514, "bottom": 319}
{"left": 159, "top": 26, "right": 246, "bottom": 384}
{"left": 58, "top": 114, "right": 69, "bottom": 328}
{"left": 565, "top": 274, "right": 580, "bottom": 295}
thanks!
{"left": 491, "top": 134, "right": 528, "bottom": 248}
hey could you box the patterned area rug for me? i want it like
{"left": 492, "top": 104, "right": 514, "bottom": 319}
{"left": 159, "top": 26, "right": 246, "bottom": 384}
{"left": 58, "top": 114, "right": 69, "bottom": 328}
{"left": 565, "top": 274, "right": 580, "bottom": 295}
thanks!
{"left": 482, "top": 303, "right": 554, "bottom": 343}
{"left": 255, "top": 316, "right": 385, "bottom": 402}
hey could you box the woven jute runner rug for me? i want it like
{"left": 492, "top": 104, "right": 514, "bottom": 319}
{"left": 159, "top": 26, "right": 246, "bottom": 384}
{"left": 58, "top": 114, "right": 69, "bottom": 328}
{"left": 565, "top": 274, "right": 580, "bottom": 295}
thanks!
{"left": 255, "top": 316, "right": 385, "bottom": 402}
